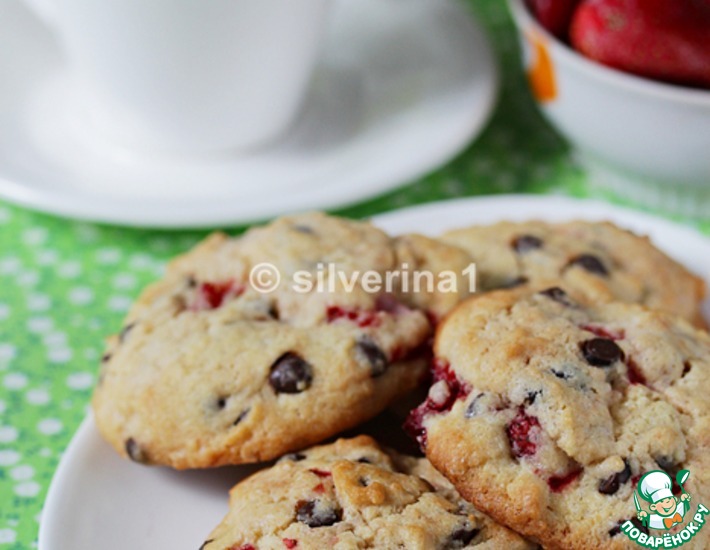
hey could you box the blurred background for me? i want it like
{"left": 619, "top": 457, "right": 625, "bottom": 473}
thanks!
{"left": 0, "top": 0, "right": 708, "bottom": 548}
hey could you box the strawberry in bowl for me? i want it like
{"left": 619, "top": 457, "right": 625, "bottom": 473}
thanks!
{"left": 508, "top": 0, "right": 710, "bottom": 217}
{"left": 571, "top": 0, "right": 710, "bottom": 89}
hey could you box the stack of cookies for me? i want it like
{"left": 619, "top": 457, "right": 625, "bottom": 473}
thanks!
{"left": 92, "top": 212, "right": 709, "bottom": 549}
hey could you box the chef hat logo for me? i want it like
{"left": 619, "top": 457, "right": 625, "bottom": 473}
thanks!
{"left": 638, "top": 470, "right": 674, "bottom": 504}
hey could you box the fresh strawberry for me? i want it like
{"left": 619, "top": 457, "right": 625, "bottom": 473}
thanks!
{"left": 191, "top": 280, "right": 243, "bottom": 310}
{"left": 403, "top": 359, "right": 471, "bottom": 449}
{"left": 548, "top": 468, "right": 583, "bottom": 492}
{"left": 570, "top": 0, "right": 710, "bottom": 88}
{"left": 526, "top": 0, "right": 582, "bottom": 40}
{"left": 506, "top": 407, "right": 541, "bottom": 458}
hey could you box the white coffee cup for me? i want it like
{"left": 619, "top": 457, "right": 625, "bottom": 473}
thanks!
{"left": 23, "top": 0, "right": 330, "bottom": 153}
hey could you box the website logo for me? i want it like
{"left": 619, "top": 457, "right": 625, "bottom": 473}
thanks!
{"left": 621, "top": 468, "right": 709, "bottom": 547}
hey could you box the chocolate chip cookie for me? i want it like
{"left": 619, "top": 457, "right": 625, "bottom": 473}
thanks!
{"left": 199, "top": 436, "right": 534, "bottom": 550}
{"left": 93, "top": 213, "right": 472, "bottom": 468}
{"left": 441, "top": 221, "right": 706, "bottom": 326}
{"left": 407, "top": 287, "right": 710, "bottom": 549}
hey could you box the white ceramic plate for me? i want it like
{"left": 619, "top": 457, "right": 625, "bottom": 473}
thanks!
{"left": 0, "top": 0, "right": 497, "bottom": 228}
{"left": 39, "top": 196, "right": 710, "bottom": 550}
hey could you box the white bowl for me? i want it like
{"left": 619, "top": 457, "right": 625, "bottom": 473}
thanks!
{"left": 507, "top": 0, "right": 710, "bottom": 217}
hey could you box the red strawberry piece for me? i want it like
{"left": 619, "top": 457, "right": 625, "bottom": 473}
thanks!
{"left": 390, "top": 345, "right": 405, "bottom": 363}
{"left": 570, "top": 0, "right": 710, "bottom": 88}
{"left": 193, "top": 280, "right": 243, "bottom": 310}
{"left": 580, "top": 324, "right": 625, "bottom": 340}
{"left": 526, "top": 0, "right": 582, "bottom": 40}
{"left": 283, "top": 539, "right": 298, "bottom": 549}
{"left": 427, "top": 359, "right": 472, "bottom": 413}
{"left": 403, "top": 405, "right": 429, "bottom": 449}
{"left": 425, "top": 310, "right": 439, "bottom": 327}
{"left": 548, "top": 468, "right": 583, "bottom": 492}
{"left": 506, "top": 407, "right": 541, "bottom": 458}
{"left": 309, "top": 468, "right": 332, "bottom": 478}
{"left": 626, "top": 358, "right": 647, "bottom": 386}
{"left": 403, "top": 359, "right": 471, "bottom": 449}
{"left": 326, "top": 306, "right": 381, "bottom": 328}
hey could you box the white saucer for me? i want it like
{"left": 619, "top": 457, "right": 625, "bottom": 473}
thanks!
{"left": 38, "top": 196, "right": 710, "bottom": 550}
{"left": 0, "top": 0, "right": 498, "bottom": 228}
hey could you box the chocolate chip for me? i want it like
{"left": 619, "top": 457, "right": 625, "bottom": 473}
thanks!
{"left": 580, "top": 338, "right": 624, "bottom": 367}
{"left": 512, "top": 235, "right": 543, "bottom": 254}
{"left": 568, "top": 254, "right": 609, "bottom": 276}
{"left": 269, "top": 353, "right": 313, "bottom": 394}
{"left": 186, "top": 275, "right": 197, "bottom": 288}
{"left": 101, "top": 353, "right": 112, "bottom": 363}
{"left": 464, "top": 393, "right": 485, "bottom": 419}
{"left": 446, "top": 524, "right": 480, "bottom": 547}
{"left": 551, "top": 368, "right": 572, "bottom": 380}
{"left": 198, "top": 540, "right": 214, "bottom": 550}
{"left": 524, "top": 390, "right": 541, "bottom": 405}
{"left": 292, "top": 224, "right": 315, "bottom": 234}
{"left": 283, "top": 452, "right": 306, "bottom": 462}
{"left": 609, "top": 518, "right": 648, "bottom": 538}
{"left": 540, "top": 287, "right": 573, "bottom": 306}
{"left": 125, "top": 438, "right": 147, "bottom": 463}
{"left": 233, "top": 408, "right": 249, "bottom": 426}
{"left": 599, "top": 460, "right": 631, "bottom": 495}
{"left": 635, "top": 518, "right": 650, "bottom": 534}
{"left": 215, "top": 397, "right": 227, "bottom": 410}
{"left": 119, "top": 323, "right": 135, "bottom": 343}
{"left": 268, "top": 303, "right": 280, "bottom": 320}
{"left": 419, "top": 478, "right": 436, "bottom": 492}
{"left": 295, "top": 500, "right": 341, "bottom": 528}
{"left": 654, "top": 455, "right": 679, "bottom": 474}
{"left": 682, "top": 361, "right": 692, "bottom": 377}
{"left": 355, "top": 338, "right": 388, "bottom": 377}
{"left": 499, "top": 276, "right": 529, "bottom": 289}
{"left": 358, "top": 477, "right": 369, "bottom": 487}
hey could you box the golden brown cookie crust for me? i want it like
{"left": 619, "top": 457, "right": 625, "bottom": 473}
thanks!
{"left": 201, "top": 436, "right": 534, "bottom": 550}
{"left": 412, "top": 287, "right": 710, "bottom": 549}
{"left": 93, "top": 213, "right": 471, "bottom": 468}
{"left": 441, "top": 220, "right": 706, "bottom": 327}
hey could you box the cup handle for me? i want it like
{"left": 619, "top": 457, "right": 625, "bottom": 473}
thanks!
{"left": 22, "top": 0, "right": 58, "bottom": 28}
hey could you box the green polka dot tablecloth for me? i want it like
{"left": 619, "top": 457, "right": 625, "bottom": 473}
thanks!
{"left": 0, "top": 1, "right": 708, "bottom": 548}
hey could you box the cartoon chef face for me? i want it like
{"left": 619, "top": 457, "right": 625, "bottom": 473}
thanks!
{"left": 651, "top": 495, "right": 679, "bottom": 517}
{"left": 638, "top": 470, "right": 680, "bottom": 517}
